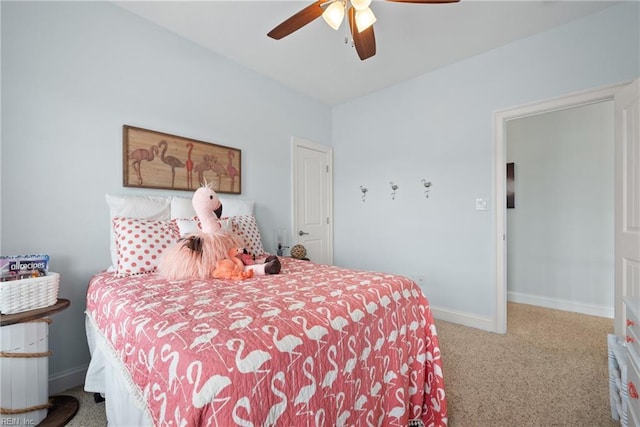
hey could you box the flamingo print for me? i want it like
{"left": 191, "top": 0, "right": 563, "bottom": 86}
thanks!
{"left": 354, "top": 394, "right": 367, "bottom": 411}
{"left": 293, "top": 357, "right": 317, "bottom": 409}
{"left": 388, "top": 312, "right": 399, "bottom": 343}
{"left": 368, "top": 366, "right": 382, "bottom": 396}
{"left": 258, "top": 303, "right": 281, "bottom": 319}
{"left": 160, "top": 344, "right": 180, "bottom": 393}
{"left": 194, "top": 154, "right": 213, "bottom": 187}
{"left": 189, "top": 323, "right": 219, "bottom": 350}
{"left": 232, "top": 397, "right": 254, "bottom": 427}
{"left": 388, "top": 388, "right": 407, "bottom": 420}
{"left": 151, "top": 383, "right": 168, "bottom": 425}
{"left": 262, "top": 325, "right": 303, "bottom": 363}
{"left": 210, "top": 155, "right": 227, "bottom": 190}
{"left": 158, "top": 140, "right": 185, "bottom": 188}
{"left": 335, "top": 392, "right": 351, "bottom": 426}
{"left": 360, "top": 326, "right": 372, "bottom": 366}
{"left": 186, "top": 361, "right": 231, "bottom": 409}
{"left": 355, "top": 293, "right": 379, "bottom": 315}
{"left": 129, "top": 145, "right": 158, "bottom": 185}
{"left": 228, "top": 312, "right": 253, "bottom": 330}
{"left": 264, "top": 371, "right": 287, "bottom": 427}
{"left": 374, "top": 318, "right": 386, "bottom": 352}
{"left": 367, "top": 287, "right": 391, "bottom": 309}
{"left": 321, "top": 345, "right": 338, "bottom": 389}
{"left": 338, "top": 300, "right": 365, "bottom": 322}
{"left": 185, "top": 142, "right": 194, "bottom": 189}
{"left": 292, "top": 316, "right": 329, "bottom": 342}
{"left": 316, "top": 307, "right": 348, "bottom": 333}
{"left": 226, "top": 338, "right": 271, "bottom": 374}
{"left": 226, "top": 150, "right": 239, "bottom": 192}
{"left": 343, "top": 336, "right": 358, "bottom": 375}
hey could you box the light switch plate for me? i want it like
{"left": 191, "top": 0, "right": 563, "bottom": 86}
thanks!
{"left": 475, "top": 198, "right": 488, "bottom": 211}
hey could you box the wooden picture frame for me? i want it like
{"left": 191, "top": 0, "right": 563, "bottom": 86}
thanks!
{"left": 123, "top": 125, "right": 241, "bottom": 194}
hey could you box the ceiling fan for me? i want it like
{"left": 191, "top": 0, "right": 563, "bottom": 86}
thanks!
{"left": 267, "top": 0, "right": 460, "bottom": 61}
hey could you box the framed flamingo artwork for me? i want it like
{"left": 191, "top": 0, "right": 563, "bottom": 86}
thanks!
{"left": 123, "top": 125, "right": 241, "bottom": 194}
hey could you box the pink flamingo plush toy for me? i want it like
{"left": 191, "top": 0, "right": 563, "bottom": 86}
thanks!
{"left": 159, "top": 183, "right": 280, "bottom": 280}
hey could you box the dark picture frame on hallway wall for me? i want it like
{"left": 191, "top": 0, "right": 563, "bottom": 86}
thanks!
{"left": 123, "top": 125, "right": 241, "bottom": 194}
{"left": 506, "top": 162, "right": 515, "bottom": 209}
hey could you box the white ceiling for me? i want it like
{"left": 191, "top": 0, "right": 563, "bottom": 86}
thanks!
{"left": 114, "top": 1, "right": 619, "bottom": 106}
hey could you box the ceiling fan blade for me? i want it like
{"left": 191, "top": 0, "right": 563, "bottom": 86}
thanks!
{"left": 385, "top": 0, "right": 460, "bottom": 3}
{"left": 267, "top": 1, "right": 325, "bottom": 40}
{"left": 349, "top": 8, "right": 376, "bottom": 61}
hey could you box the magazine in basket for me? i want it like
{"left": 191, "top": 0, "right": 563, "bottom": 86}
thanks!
{"left": 0, "top": 255, "right": 57, "bottom": 314}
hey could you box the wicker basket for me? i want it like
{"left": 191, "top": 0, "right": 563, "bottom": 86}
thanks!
{"left": 0, "top": 273, "right": 59, "bottom": 315}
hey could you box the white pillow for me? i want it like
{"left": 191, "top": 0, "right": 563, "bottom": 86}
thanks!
{"left": 175, "top": 217, "right": 232, "bottom": 237}
{"left": 175, "top": 217, "right": 201, "bottom": 236}
{"left": 106, "top": 194, "right": 171, "bottom": 269}
{"left": 170, "top": 196, "right": 196, "bottom": 219}
{"left": 170, "top": 196, "right": 254, "bottom": 219}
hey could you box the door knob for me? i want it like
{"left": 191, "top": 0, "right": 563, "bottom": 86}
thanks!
{"left": 298, "top": 230, "right": 309, "bottom": 236}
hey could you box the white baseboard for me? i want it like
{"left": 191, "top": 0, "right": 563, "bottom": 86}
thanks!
{"left": 430, "top": 305, "right": 496, "bottom": 332}
{"left": 49, "top": 364, "right": 88, "bottom": 395}
{"left": 507, "top": 291, "right": 614, "bottom": 318}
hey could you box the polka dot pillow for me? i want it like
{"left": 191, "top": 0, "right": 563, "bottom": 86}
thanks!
{"left": 230, "top": 214, "right": 267, "bottom": 258}
{"left": 112, "top": 217, "right": 180, "bottom": 276}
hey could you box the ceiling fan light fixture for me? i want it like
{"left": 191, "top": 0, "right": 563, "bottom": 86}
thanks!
{"left": 322, "top": 1, "right": 345, "bottom": 30}
{"left": 350, "top": 0, "right": 372, "bottom": 11}
{"left": 355, "top": 7, "right": 376, "bottom": 33}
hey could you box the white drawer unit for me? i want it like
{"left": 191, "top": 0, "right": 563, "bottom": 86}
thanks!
{"left": 609, "top": 333, "right": 629, "bottom": 426}
{"left": 625, "top": 297, "right": 640, "bottom": 426}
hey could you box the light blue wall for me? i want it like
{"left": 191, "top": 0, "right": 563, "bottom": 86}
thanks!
{"left": 1, "top": 1, "right": 330, "bottom": 390}
{"left": 332, "top": 3, "right": 639, "bottom": 322}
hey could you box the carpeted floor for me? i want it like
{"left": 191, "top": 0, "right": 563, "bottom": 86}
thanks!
{"left": 436, "top": 302, "right": 617, "bottom": 427}
{"left": 59, "top": 302, "right": 617, "bottom": 426}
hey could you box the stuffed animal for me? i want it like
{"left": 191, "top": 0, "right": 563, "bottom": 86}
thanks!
{"left": 213, "top": 247, "right": 254, "bottom": 280}
{"left": 158, "top": 183, "right": 242, "bottom": 280}
{"left": 159, "top": 183, "right": 281, "bottom": 279}
{"left": 235, "top": 248, "right": 282, "bottom": 274}
{"left": 237, "top": 249, "right": 255, "bottom": 266}
{"left": 246, "top": 254, "right": 281, "bottom": 275}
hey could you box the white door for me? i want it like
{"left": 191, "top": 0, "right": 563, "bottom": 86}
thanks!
{"left": 292, "top": 137, "right": 333, "bottom": 265}
{"left": 614, "top": 78, "right": 640, "bottom": 337}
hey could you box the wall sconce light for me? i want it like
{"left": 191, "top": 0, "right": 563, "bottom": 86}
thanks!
{"left": 390, "top": 181, "right": 399, "bottom": 200}
{"left": 422, "top": 179, "right": 432, "bottom": 198}
{"left": 360, "top": 185, "right": 368, "bottom": 202}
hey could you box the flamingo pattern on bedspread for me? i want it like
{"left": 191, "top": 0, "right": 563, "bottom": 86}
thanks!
{"left": 86, "top": 258, "right": 447, "bottom": 426}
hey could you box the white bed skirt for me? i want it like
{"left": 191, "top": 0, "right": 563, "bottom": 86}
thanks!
{"left": 84, "top": 314, "right": 153, "bottom": 426}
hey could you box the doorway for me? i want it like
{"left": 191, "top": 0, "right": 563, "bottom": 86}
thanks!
{"left": 494, "top": 82, "right": 630, "bottom": 334}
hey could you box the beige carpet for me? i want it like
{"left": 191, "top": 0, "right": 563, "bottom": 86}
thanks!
{"left": 436, "top": 302, "right": 617, "bottom": 427}
{"left": 60, "top": 302, "right": 617, "bottom": 426}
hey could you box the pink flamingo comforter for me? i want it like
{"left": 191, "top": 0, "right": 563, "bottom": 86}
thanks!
{"left": 86, "top": 258, "right": 447, "bottom": 426}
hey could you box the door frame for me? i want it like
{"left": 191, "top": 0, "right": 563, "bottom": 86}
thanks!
{"left": 291, "top": 136, "right": 334, "bottom": 265}
{"left": 493, "top": 82, "right": 630, "bottom": 334}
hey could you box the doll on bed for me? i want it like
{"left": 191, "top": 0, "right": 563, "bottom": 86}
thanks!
{"left": 158, "top": 184, "right": 280, "bottom": 280}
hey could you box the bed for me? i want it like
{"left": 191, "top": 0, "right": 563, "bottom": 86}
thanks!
{"left": 84, "top": 194, "right": 447, "bottom": 426}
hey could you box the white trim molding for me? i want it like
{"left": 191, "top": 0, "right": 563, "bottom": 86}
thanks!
{"left": 49, "top": 364, "right": 88, "bottom": 395}
{"left": 430, "top": 306, "right": 495, "bottom": 333}
{"left": 508, "top": 292, "right": 614, "bottom": 319}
